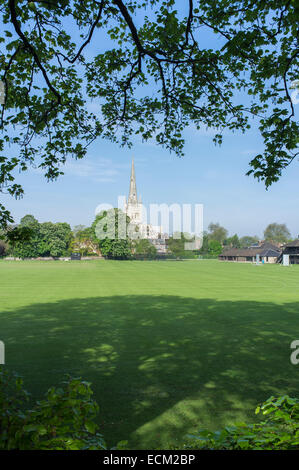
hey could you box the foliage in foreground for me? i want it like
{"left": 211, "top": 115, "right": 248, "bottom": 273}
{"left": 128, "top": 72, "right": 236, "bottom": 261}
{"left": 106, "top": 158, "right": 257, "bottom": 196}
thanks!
{"left": 183, "top": 396, "right": 299, "bottom": 450}
{"left": 0, "top": 368, "right": 106, "bottom": 450}
{"left": 1, "top": 368, "right": 299, "bottom": 450}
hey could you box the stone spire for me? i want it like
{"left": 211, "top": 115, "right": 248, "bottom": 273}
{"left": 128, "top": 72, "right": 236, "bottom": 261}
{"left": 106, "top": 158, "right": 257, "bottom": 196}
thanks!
{"left": 128, "top": 158, "right": 138, "bottom": 204}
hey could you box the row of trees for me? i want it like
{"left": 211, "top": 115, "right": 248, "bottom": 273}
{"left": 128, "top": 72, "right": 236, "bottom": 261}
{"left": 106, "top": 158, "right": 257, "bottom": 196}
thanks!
{"left": 0, "top": 210, "right": 158, "bottom": 260}
{"left": 0, "top": 213, "right": 295, "bottom": 260}
{"left": 199, "top": 222, "right": 293, "bottom": 258}
{"left": 2, "top": 215, "right": 73, "bottom": 258}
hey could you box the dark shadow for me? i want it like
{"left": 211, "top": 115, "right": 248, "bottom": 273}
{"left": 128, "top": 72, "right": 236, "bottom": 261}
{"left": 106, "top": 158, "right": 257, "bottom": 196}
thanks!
{"left": 1, "top": 295, "right": 299, "bottom": 448}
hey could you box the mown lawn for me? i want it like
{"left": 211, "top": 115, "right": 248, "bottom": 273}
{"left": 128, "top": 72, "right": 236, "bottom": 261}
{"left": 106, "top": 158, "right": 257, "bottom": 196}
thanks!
{"left": 0, "top": 259, "right": 298, "bottom": 449}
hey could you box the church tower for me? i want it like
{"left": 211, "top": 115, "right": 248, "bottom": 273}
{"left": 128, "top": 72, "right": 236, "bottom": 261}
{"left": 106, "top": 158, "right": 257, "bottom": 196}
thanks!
{"left": 125, "top": 158, "right": 143, "bottom": 225}
{"left": 128, "top": 158, "right": 138, "bottom": 204}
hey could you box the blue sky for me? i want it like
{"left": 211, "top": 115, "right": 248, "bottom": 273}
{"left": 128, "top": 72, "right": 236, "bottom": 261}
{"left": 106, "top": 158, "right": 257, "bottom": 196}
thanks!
{"left": 2, "top": 120, "right": 299, "bottom": 238}
{"left": 1, "top": 4, "right": 298, "bottom": 238}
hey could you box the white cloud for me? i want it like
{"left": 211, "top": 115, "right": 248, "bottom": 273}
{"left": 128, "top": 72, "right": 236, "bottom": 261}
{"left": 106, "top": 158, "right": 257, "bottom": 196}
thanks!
{"left": 62, "top": 157, "right": 122, "bottom": 183}
{"left": 29, "top": 153, "right": 146, "bottom": 184}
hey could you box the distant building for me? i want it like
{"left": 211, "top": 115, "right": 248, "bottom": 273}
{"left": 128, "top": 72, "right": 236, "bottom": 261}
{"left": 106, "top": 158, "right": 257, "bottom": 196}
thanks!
{"left": 281, "top": 239, "right": 299, "bottom": 264}
{"left": 219, "top": 242, "right": 281, "bottom": 263}
{"left": 124, "top": 158, "right": 162, "bottom": 239}
{"left": 148, "top": 237, "right": 170, "bottom": 254}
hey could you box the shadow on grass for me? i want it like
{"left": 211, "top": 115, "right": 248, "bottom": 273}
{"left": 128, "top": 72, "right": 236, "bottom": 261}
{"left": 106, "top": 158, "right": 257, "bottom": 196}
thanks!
{"left": 1, "top": 295, "right": 299, "bottom": 448}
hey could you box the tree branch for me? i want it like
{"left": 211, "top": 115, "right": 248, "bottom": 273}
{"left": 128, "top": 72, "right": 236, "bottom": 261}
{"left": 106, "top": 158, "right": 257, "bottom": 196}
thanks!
{"left": 8, "top": 0, "right": 62, "bottom": 103}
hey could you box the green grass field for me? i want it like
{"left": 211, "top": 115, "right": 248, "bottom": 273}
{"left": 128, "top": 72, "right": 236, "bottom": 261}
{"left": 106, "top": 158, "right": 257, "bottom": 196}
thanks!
{"left": 0, "top": 259, "right": 299, "bottom": 448}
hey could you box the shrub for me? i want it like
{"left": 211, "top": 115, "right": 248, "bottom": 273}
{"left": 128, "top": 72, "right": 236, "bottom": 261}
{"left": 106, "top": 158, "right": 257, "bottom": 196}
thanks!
{"left": 2, "top": 369, "right": 297, "bottom": 451}
{"left": 0, "top": 368, "right": 107, "bottom": 450}
{"left": 183, "top": 396, "right": 299, "bottom": 450}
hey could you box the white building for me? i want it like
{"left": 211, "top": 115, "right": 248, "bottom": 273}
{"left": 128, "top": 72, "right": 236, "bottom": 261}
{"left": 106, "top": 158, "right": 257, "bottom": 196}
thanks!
{"left": 124, "top": 159, "right": 162, "bottom": 240}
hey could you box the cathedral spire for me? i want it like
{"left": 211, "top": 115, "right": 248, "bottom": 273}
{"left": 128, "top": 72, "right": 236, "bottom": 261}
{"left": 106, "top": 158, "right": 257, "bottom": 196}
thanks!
{"left": 128, "top": 158, "right": 138, "bottom": 204}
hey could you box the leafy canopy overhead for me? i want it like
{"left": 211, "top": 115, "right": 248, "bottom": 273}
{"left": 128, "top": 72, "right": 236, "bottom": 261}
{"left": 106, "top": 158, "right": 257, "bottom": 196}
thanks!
{"left": 0, "top": 0, "right": 298, "bottom": 227}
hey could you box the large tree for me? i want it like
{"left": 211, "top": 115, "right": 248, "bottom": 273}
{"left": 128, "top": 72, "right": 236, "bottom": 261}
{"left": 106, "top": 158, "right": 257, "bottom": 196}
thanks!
{"left": 264, "top": 222, "right": 291, "bottom": 244}
{"left": 208, "top": 239, "right": 222, "bottom": 257}
{"left": 12, "top": 213, "right": 41, "bottom": 257}
{"left": 92, "top": 208, "right": 132, "bottom": 259}
{"left": 223, "top": 234, "right": 240, "bottom": 248}
{"left": 12, "top": 216, "right": 72, "bottom": 257}
{"left": 0, "top": 1, "right": 298, "bottom": 227}
{"left": 19, "top": 214, "right": 39, "bottom": 227}
{"left": 208, "top": 222, "right": 228, "bottom": 244}
{"left": 239, "top": 235, "right": 259, "bottom": 248}
{"left": 38, "top": 221, "right": 72, "bottom": 256}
